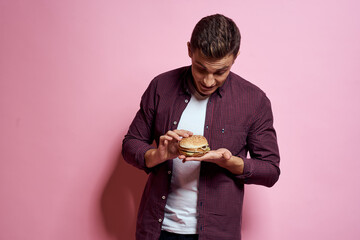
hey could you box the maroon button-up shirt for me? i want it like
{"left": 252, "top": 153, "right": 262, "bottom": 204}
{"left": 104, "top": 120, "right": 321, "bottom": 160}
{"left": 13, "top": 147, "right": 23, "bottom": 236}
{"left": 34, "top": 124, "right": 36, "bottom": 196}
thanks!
{"left": 122, "top": 66, "right": 280, "bottom": 240}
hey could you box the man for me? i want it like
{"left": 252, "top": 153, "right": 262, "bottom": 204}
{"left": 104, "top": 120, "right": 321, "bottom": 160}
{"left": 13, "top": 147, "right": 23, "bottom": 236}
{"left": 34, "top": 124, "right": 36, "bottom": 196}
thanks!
{"left": 122, "top": 14, "right": 280, "bottom": 240}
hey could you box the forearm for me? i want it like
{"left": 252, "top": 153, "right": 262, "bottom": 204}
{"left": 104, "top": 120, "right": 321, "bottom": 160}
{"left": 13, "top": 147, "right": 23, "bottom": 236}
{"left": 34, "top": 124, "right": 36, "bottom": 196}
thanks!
{"left": 218, "top": 155, "right": 245, "bottom": 175}
{"left": 207, "top": 148, "right": 279, "bottom": 186}
{"left": 238, "top": 94, "right": 280, "bottom": 187}
{"left": 122, "top": 136, "right": 155, "bottom": 172}
{"left": 239, "top": 156, "right": 280, "bottom": 187}
{"left": 144, "top": 149, "right": 162, "bottom": 168}
{"left": 215, "top": 153, "right": 279, "bottom": 187}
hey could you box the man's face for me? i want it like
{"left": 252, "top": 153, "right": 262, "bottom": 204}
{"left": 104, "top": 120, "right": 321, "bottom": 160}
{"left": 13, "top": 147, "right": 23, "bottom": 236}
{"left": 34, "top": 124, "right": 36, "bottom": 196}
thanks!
{"left": 188, "top": 43, "right": 236, "bottom": 96}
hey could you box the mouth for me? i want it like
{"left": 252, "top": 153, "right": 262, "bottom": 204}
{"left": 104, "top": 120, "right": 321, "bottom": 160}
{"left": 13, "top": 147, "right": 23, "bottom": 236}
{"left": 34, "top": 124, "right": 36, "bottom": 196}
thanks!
{"left": 199, "top": 84, "right": 215, "bottom": 92}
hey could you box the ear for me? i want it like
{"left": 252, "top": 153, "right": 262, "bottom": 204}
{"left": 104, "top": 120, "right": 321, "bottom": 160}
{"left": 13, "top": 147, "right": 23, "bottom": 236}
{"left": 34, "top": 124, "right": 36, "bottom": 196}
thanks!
{"left": 232, "top": 51, "right": 240, "bottom": 63}
{"left": 233, "top": 50, "right": 240, "bottom": 59}
{"left": 187, "top": 42, "right": 193, "bottom": 58}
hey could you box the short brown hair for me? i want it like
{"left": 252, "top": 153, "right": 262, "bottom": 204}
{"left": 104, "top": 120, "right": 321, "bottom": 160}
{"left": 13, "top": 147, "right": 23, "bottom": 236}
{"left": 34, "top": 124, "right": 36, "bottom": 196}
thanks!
{"left": 190, "top": 14, "right": 241, "bottom": 59}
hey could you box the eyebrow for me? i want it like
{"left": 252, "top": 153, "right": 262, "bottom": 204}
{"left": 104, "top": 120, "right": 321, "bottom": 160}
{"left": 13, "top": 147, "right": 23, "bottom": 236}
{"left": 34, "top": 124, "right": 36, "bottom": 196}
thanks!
{"left": 194, "top": 60, "right": 230, "bottom": 72}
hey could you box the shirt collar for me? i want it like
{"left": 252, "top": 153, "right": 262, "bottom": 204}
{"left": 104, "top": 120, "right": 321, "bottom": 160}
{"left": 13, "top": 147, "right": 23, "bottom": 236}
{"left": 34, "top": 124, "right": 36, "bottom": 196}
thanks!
{"left": 180, "top": 65, "right": 231, "bottom": 98}
{"left": 217, "top": 72, "right": 232, "bottom": 98}
{"left": 179, "top": 66, "right": 192, "bottom": 96}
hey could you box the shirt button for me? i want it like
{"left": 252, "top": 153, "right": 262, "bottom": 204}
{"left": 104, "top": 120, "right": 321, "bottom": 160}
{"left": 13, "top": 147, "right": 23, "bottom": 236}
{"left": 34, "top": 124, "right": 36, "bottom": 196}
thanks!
{"left": 168, "top": 170, "right": 172, "bottom": 175}
{"left": 173, "top": 121, "right": 177, "bottom": 125}
{"left": 206, "top": 125, "right": 209, "bottom": 129}
{"left": 162, "top": 195, "right": 166, "bottom": 200}
{"left": 158, "top": 219, "right": 162, "bottom": 223}
{"left": 185, "top": 99, "right": 189, "bottom": 103}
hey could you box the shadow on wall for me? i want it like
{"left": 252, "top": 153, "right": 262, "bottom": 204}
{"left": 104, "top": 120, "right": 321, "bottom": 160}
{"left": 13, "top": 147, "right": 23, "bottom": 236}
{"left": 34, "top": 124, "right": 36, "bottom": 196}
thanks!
{"left": 241, "top": 186, "right": 257, "bottom": 236}
{"left": 100, "top": 149, "right": 148, "bottom": 239}
{"left": 99, "top": 147, "right": 258, "bottom": 239}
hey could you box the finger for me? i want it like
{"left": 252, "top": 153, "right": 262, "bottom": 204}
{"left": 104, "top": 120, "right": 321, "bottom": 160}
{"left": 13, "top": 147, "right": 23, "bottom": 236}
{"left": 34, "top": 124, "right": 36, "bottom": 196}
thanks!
{"left": 159, "top": 136, "right": 173, "bottom": 148}
{"left": 165, "top": 130, "right": 182, "bottom": 141}
{"left": 181, "top": 156, "right": 202, "bottom": 163}
{"left": 183, "top": 156, "right": 204, "bottom": 162}
{"left": 222, "top": 151, "right": 231, "bottom": 160}
{"left": 173, "top": 129, "right": 193, "bottom": 138}
{"left": 178, "top": 155, "right": 186, "bottom": 159}
{"left": 160, "top": 135, "right": 173, "bottom": 144}
{"left": 177, "top": 154, "right": 188, "bottom": 163}
{"left": 184, "top": 151, "right": 217, "bottom": 162}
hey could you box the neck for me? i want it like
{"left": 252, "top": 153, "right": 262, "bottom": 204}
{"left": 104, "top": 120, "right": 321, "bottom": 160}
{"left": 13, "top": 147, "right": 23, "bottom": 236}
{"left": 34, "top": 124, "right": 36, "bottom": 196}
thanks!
{"left": 186, "top": 76, "right": 209, "bottom": 100}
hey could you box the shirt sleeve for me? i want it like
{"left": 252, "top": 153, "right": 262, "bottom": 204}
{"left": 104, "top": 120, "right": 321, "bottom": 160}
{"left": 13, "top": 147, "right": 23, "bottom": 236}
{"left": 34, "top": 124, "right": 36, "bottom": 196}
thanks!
{"left": 236, "top": 94, "right": 281, "bottom": 187}
{"left": 122, "top": 80, "right": 157, "bottom": 173}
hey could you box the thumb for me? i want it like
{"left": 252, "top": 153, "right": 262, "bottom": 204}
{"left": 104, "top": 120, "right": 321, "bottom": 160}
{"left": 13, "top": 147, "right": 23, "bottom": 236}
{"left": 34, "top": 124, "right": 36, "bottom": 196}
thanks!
{"left": 223, "top": 151, "right": 232, "bottom": 160}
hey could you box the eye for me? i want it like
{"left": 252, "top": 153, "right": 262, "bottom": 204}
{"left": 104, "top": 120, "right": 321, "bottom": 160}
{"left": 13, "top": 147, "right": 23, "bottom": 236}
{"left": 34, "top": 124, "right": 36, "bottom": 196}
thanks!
{"left": 197, "top": 67, "right": 207, "bottom": 74}
{"left": 215, "top": 71, "right": 226, "bottom": 76}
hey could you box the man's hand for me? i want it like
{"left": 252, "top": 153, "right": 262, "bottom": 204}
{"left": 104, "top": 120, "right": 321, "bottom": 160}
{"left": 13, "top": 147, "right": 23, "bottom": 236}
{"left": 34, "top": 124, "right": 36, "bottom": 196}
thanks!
{"left": 179, "top": 148, "right": 245, "bottom": 175}
{"left": 144, "top": 129, "right": 193, "bottom": 168}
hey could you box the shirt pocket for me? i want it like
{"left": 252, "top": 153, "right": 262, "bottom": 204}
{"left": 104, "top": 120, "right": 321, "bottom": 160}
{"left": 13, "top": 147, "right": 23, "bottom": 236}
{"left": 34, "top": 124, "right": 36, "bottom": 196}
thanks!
{"left": 210, "top": 124, "right": 248, "bottom": 154}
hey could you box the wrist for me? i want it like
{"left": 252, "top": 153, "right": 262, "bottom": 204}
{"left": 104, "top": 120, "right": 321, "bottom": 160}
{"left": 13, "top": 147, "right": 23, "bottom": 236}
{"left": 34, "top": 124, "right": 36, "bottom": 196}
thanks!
{"left": 223, "top": 155, "right": 244, "bottom": 175}
{"left": 145, "top": 149, "right": 160, "bottom": 168}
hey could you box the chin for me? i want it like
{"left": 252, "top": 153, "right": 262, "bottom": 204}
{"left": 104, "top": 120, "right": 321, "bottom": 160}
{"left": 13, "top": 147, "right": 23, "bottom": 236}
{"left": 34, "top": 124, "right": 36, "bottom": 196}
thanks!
{"left": 201, "top": 89, "right": 215, "bottom": 96}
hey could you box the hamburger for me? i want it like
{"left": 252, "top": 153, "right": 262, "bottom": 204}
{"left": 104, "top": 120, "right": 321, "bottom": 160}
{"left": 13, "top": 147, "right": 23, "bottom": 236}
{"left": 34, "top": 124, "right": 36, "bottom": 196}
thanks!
{"left": 178, "top": 135, "right": 210, "bottom": 157}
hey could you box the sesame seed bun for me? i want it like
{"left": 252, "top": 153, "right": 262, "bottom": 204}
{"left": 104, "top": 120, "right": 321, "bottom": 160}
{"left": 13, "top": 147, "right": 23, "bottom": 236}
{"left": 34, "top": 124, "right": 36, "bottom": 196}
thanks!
{"left": 178, "top": 135, "right": 210, "bottom": 157}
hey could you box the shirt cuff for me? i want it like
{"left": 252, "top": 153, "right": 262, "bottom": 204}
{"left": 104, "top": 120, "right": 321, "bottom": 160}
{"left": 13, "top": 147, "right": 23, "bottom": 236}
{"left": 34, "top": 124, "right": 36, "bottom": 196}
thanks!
{"left": 235, "top": 155, "right": 253, "bottom": 181}
{"left": 136, "top": 144, "right": 156, "bottom": 173}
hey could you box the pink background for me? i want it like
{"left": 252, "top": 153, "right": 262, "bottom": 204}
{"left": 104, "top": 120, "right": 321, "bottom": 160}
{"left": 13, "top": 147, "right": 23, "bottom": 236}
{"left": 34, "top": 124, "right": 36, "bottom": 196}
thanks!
{"left": 1, "top": 0, "right": 360, "bottom": 239}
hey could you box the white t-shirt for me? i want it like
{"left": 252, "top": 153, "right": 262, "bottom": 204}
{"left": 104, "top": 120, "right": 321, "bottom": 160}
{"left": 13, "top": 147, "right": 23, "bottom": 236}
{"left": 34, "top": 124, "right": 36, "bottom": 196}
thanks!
{"left": 161, "top": 95, "right": 209, "bottom": 234}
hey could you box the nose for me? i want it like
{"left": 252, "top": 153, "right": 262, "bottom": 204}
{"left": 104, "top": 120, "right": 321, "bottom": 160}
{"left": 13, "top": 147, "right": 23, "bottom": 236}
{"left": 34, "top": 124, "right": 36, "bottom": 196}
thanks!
{"left": 203, "top": 74, "right": 215, "bottom": 87}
